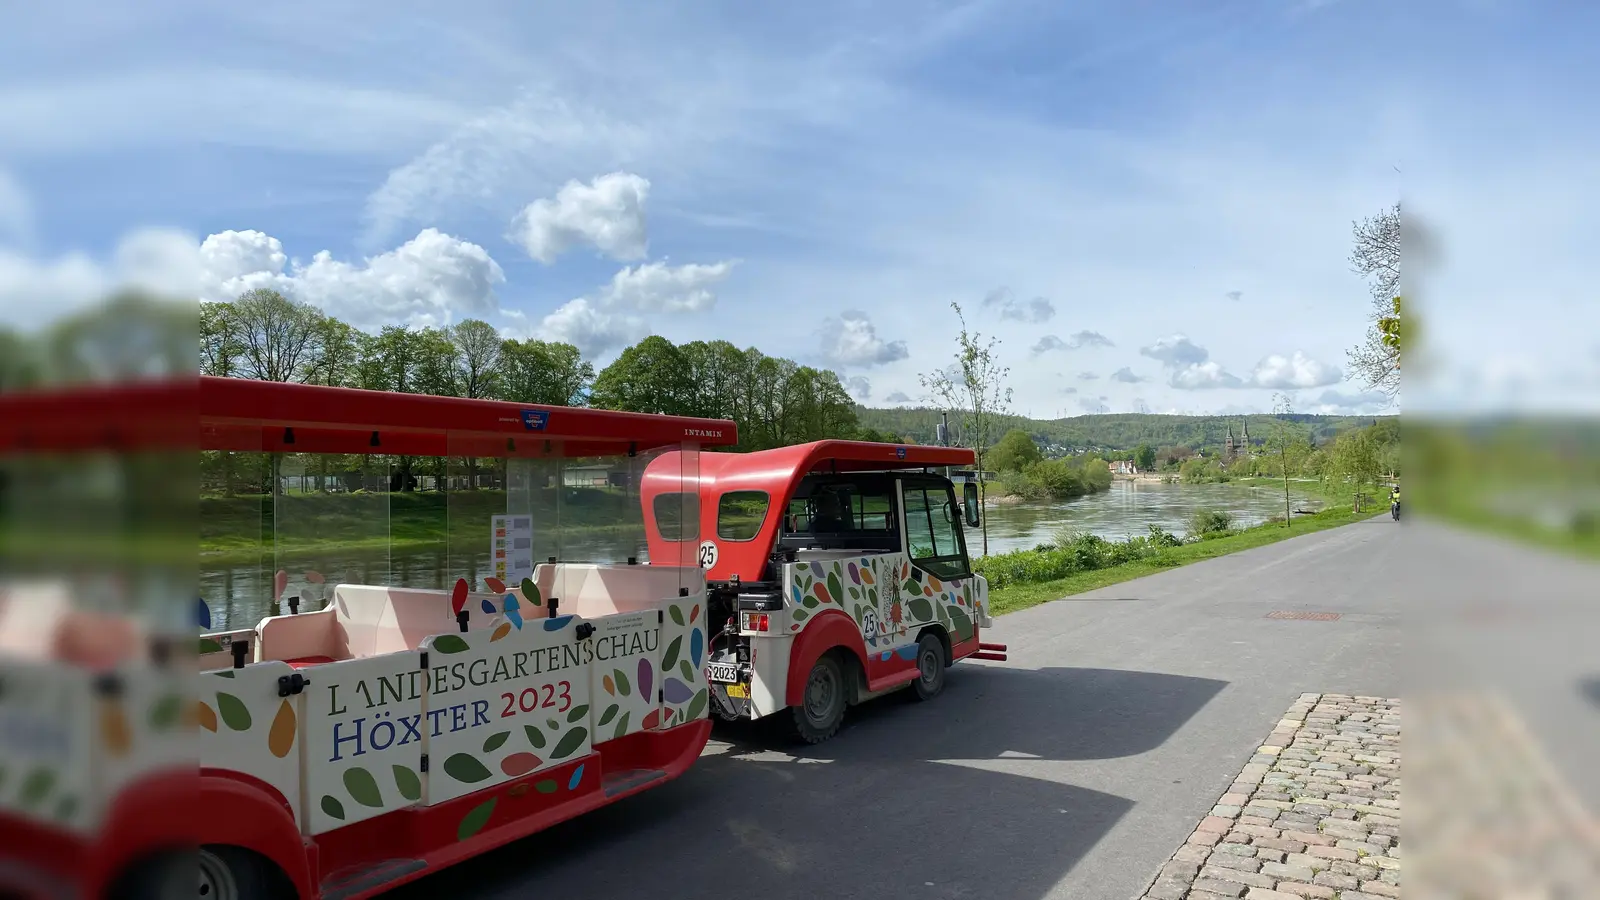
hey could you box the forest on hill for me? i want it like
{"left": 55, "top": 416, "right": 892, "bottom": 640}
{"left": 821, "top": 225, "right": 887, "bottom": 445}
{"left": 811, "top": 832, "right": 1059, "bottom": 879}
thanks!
{"left": 857, "top": 406, "right": 1393, "bottom": 454}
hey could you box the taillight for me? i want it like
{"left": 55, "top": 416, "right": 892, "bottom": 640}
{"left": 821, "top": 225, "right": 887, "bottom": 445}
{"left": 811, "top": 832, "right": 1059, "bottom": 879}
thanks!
{"left": 741, "top": 612, "right": 769, "bottom": 633}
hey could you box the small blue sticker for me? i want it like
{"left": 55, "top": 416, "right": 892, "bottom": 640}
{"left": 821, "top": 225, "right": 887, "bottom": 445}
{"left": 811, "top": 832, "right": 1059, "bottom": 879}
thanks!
{"left": 196, "top": 597, "right": 212, "bottom": 630}
{"left": 521, "top": 410, "right": 550, "bottom": 431}
{"left": 895, "top": 446, "right": 907, "bottom": 459}
{"left": 568, "top": 763, "right": 585, "bottom": 791}
{"left": 543, "top": 614, "right": 574, "bottom": 631}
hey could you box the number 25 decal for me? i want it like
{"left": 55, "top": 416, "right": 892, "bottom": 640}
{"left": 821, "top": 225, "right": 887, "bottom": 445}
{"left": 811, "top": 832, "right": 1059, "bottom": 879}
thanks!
{"left": 697, "top": 541, "right": 718, "bottom": 569}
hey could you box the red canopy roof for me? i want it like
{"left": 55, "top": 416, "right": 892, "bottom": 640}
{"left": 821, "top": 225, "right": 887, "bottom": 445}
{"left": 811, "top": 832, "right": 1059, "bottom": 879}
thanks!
{"left": 0, "top": 376, "right": 739, "bottom": 456}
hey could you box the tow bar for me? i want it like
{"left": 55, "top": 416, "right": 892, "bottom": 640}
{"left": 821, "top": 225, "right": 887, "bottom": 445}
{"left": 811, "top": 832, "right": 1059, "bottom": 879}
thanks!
{"left": 971, "top": 641, "right": 1008, "bottom": 662}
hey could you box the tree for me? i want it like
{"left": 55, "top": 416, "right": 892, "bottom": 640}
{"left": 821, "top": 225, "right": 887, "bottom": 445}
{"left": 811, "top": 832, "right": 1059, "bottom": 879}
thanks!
{"left": 989, "top": 429, "right": 1042, "bottom": 473}
{"left": 1332, "top": 426, "right": 1381, "bottom": 512}
{"left": 590, "top": 336, "right": 692, "bottom": 415}
{"left": 1347, "top": 204, "right": 1401, "bottom": 396}
{"left": 1267, "top": 394, "right": 1310, "bottom": 527}
{"left": 497, "top": 338, "right": 593, "bottom": 407}
{"left": 449, "top": 319, "right": 503, "bottom": 400}
{"left": 200, "top": 302, "right": 242, "bottom": 378}
{"left": 919, "top": 301, "right": 1013, "bottom": 556}
{"left": 230, "top": 288, "right": 323, "bottom": 383}
{"left": 1134, "top": 443, "right": 1157, "bottom": 472}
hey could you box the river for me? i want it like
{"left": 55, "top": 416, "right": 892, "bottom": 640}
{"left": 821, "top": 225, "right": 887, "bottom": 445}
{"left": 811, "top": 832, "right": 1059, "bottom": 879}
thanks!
{"left": 199, "top": 479, "right": 1320, "bottom": 629}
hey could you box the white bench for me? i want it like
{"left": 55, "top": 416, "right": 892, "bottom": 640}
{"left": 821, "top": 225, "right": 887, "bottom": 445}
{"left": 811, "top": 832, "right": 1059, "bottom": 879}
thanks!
{"left": 256, "top": 584, "right": 518, "bottom": 667}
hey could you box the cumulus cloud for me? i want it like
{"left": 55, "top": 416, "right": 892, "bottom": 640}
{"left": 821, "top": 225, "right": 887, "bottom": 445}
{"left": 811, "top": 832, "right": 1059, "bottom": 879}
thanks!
{"left": 1078, "top": 371, "right": 1099, "bottom": 381}
{"left": 531, "top": 259, "right": 736, "bottom": 357}
{"left": 818, "top": 311, "right": 909, "bottom": 367}
{"left": 1033, "top": 330, "right": 1114, "bottom": 355}
{"left": 1309, "top": 388, "right": 1393, "bottom": 414}
{"left": 982, "top": 286, "right": 1054, "bottom": 323}
{"left": 2, "top": 226, "right": 199, "bottom": 331}
{"left": 1140, "top": 334, "right": 1211, "bottom": 369}
{"left": 1225, "top": 290, "right": 1243, "bottom": 302}
{"left": 198, "top": 228, "right": 505, "bottom": 330}
{"left": 1170, "top": 361, "right": 1244, "bottom": 389}
{"left": 508, "top": 172, "right": 651, "bottom": 265}
{"left": 844, "top": 375, "right": 872, "bottom": 400}
{"left": 884, "top": 391, "right": 912, "bottom": 404}
{"left": 1247, "top": 351, "right": 1342, "bottom": 389}
{"left": 1061, "top": 386, "right": 1078, "bottom": 394}
{"left": 1110, "top": 366, "right": 1146, "bottom": 384}
{"left": 1140, "top": 334, "right": 1247, "bottom": 389}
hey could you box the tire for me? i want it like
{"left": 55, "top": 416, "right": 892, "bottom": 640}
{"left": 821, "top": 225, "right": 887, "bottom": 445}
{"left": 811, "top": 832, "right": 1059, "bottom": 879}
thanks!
{"left": 790, "top": 653, "right": 847, "bottom": 744}
{"left": 115, "top": 845, "right": 285, "bottom": 900}
{"left": 910, "top": 633, "right": 946, "bottom": 702}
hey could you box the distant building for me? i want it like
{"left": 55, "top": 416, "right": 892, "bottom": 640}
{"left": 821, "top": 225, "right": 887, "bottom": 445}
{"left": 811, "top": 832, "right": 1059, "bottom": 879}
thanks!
{"left": 1224, "top": 417, "right": 1251, "bottom": 460}
{"left": 1108, "top": 460, "right": 1138, "bottom": 475}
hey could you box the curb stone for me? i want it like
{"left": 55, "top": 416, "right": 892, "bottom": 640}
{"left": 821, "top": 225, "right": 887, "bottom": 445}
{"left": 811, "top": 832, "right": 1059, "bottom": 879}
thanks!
{"left": 1135, "top": 693, "right": 1400, "bottom": 900}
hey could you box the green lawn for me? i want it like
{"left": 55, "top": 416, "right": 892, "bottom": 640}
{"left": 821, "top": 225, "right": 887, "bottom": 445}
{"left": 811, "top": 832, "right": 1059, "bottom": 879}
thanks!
{"left": 986, "top": 504, "right": 1384, "bottom": 616}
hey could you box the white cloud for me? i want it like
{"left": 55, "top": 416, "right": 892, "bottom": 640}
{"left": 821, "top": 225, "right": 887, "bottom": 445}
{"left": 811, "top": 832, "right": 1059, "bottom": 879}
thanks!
{"left": 1, "top": 227, "right": 198, "bottom": 331}
{"left": 1308, "top": 388, "right": 1393, "bottom": 415}
{"left": 1110, "top": 366, "right": 1146, "bottom": 384}
{"left": 982, "top": 286, "right": 1054, "bottom": 323}
{"left": 844, "top": 375, "right": 872, "bottom": 400}
{"left": 884, "top": 390, "right": 912, "bottom": 404}
{"left": 818, "top": 311, "right": 909, "bottom": 367}
{"left": 529, "top": 259, "right": 736, "bottom": 357}
{"left": 1225, "top": 290, "right": 1243, "bottom": 302}
{"left": 1061, "top": 386, "right": 1078, "bottom": 394}
{"left": 1248, "top": 350, "right": 1342, "bottom": 389}
{"left": 599, "top": 260, "right": 732, "bottom": 313}
{"left": 508, "top": 172, "right": 651, "bottom": 265}
{"left": 1034, "top": 330, "right": 1114, "bottom": 355}
{"left": 198, "top": 228, "right": 505, "bottom": 330}
{"left": 1169, "top": 360, "right": 1243, "bottom": 389}
{"left": 1140, "top": 334, "right": 1249, "bottom": 389}
{"left": 1139, "top": 334, "right": 1210, "bottom": 368}
{"left": 1078, "top": 371, "right": 1099, "bottom": 381}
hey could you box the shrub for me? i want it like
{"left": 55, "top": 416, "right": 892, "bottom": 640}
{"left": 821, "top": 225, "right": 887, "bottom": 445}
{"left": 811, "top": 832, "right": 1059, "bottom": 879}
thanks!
{"left": 1187, "top": 508, "right": 1232, "bottom": 539}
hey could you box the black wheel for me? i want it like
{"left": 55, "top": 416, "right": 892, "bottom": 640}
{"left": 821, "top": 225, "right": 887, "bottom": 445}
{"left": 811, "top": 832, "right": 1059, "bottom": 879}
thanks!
{"left": 114, "top": 846, "right": 285, "bottom": 900}
{"left": 910, "top": 633, "right": 946, "bottom": 702}
{"left": 790, "top": 653, "right": 846, "bottom": 744}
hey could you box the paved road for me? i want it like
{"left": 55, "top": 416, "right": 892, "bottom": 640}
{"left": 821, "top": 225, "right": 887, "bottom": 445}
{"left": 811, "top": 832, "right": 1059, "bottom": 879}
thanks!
{"left": 394, "top": 516, "right": 1403, "bottom": 900}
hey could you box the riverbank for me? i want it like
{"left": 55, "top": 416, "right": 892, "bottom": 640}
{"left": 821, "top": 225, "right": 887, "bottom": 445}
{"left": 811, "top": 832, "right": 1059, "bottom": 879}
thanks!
{"left": 983, "top": 504, "right": 1382, "bottom": 616}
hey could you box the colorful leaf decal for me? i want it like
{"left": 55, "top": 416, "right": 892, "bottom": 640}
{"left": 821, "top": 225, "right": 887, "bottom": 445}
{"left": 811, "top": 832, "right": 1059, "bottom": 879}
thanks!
{"left": 669, "top": 604, "right": 686, "bottom": 627}
{"left": 432, "top": 634, "right": 470, "bottom": 654}
{"left": 603, "top": 674, "right": 615, "bottom": 695}
{"left": 535, "top": 780, "right": 558, "bottom": 794}
{"left": 612, "top": 711, "right": 631, "bottom": 740}
{"left": 344, "top": 767, "right": 383, "bottom": 808}
{"left": 197, "top": 638, "right": 223, "bottom": 654}
{"left": 814, "top": 584, "right": 831, "bottom": 605}
{"left": 268, "top": 701, "right": 297, "bottom": 758}
{"left": 100, "top": 703, "right": 130, "bottom": 756}
{"left": 393, "top": 765, "right": 422, "bottom": 801}
{"left": 543, "top": 615, "right": 573, "bottom": 631}
{"left": 662, "top": 636, "right": 682, "bottom": 670}
{"left": 597, "top": 704, "right": 619, "bottom": 727}
{"left": 690, "top": 603, "right": 700, "bottom": 623}
{"left": 490, "top": 622, "right": 512, "bottom": 642}
{"left": 861, "top": 565, "right": 875, "bottom": 585}
{"left": 55, "top": 796, "right": 76, "bottom": 822}
{"left": 686, "top": 688, "right": 708, "bottom": 721}
{"left": 520, "top": 578, "right": 540, "bottom": 605}
{"left": 273, "top": 569, "right": 288, "bottom": 602}
{"left": 678, "top": 659, "right": 694, "bottom": 682}
{"left": 613, "top": 669, "right": 631, "bottom": 696}
{"left": 500, "top": 753, "right": 541, "bottom": 777}
{"left": 791, "top": 585, "right": 803, "bottom": 605}
{"left": 546, "top": 718, "right": 559, "bottom": 731}
{"left": 792, "top": 609, "right": 809, "bottom": 623}
{"left": 483, "top": 731, "right": 510, "bottom": 753}
{"left": 826, "top": 572, "right": 843, "bottom": 608}
{"left": 18, "top": 768, "right": 54, "bottom": 808}
{"left": 908, "top": 597, "right": 932, "bottom": 622}
{"left": 848, "top": 562, "right": 860, "bottom": 584}
{"left": 663, "top": 677, "right": 692, "bottom": 704}
{"left": 524, "top": 724, "right": 547, "bottom": 749}
{"left": 552, "top": 727, "right": 588, "bottom": 759}
{"left": 213, "top": 670, "right": 234, "bottom": 678}
{"left": 457, "top": 798, "right": 497, "bottom": 840}
{"left": 148, "top": 693, "right": 182, "bottom": 730}
{"left": 321, "top": 795, "right": 346, "bottom": 821}
{"left": 637, "top": 658, "right": 653, "bottom": 700}
{"left": 568, "top": 763, "right": 585, "bottom": 791}
{"left": 196, "top": 701, "right": 218, "bottom": 733}
{"left": 690, "top": 628, "right": 704, "bottom": 668}
{"left": 443, "top": 753, "right": 493, "bottom": 784}
{"left": 450, "top": 578, "right": 469, "bottom": 615}
{"left": 485, "top": 576, "right": 506, "bottom": 593}
{"left": 566, "top": 704, "right": 589, "bottom": 723}
{"left": 215, "top": 693, "right": 252, "bottom": 731}
{"left": 642, "top": 709, "right": 661, "bottom": 730}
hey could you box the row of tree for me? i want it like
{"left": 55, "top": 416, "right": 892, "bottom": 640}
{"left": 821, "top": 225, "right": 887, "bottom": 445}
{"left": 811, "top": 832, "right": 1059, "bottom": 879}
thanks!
{"left": 201, "top": 289, "right": 904, "bottom": 452}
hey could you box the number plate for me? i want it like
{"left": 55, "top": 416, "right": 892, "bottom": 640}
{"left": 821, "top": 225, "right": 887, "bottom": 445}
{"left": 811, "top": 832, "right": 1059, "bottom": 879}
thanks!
{"left": 705, "top": 662, "right": 740, "bottom": 683}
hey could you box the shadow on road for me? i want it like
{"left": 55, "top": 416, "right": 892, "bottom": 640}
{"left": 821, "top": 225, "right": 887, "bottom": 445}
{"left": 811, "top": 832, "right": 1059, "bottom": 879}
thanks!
{"left": 389, "top": 666, "right": 1226, "bottom": 900}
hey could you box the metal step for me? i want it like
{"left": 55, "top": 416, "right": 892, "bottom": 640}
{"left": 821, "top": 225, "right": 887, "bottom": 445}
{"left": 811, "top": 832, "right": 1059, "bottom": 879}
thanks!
{"left": 321, "top": 858, "right": 428, "bottom": 900}
{"left": 602, "top": 768, "right": 666, "bottom": 798}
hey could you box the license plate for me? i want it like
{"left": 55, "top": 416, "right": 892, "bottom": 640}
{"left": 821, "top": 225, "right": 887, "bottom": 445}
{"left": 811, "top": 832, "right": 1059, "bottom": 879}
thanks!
{"left": 705, "top": 662, "right": 739, "bottom": 683}
{"left": 724, "top": 683, "right": 748, "bottom": 699}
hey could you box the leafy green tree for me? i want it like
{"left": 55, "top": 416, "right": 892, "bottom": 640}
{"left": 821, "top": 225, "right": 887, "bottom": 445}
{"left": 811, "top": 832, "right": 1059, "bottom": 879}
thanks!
{"left": 1134, "top": 443, "right": 1156, "bottom": 471}
{"left": 920, "top": 301, "right": 1013, "bottom": 555}
{"left": 590, "top": 335, "right": 692, "bottom": 415}
{"left": 1267, "top": 394, "right": 1312, "bottom": 527}
{"left": 496, "top": 338, "right": 593, "bottom": 407}
{"left": 1347, "top": 204, "right": 1401, "bottom": 396}
{"left": 1332, "top": 425, "right": 1381, "bottom": 512}
{"left": 230, "top": 288, "right": 323, "bottom": 383}
{"left": 989, "top": 428, "right": 1043, "bottom": 473}
{"left": 449, "top": 319, "right": 503, "bottom": 400}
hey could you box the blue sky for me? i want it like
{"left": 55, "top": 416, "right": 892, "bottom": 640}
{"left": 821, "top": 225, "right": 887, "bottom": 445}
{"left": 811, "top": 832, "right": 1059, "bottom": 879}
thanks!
{"left": 2, "top": 0, "right": 1595, "bottom": 415}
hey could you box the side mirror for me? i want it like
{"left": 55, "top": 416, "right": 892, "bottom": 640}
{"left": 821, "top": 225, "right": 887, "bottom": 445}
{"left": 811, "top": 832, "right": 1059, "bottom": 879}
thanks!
{"left": 962, "top": 481, "right": 980, "bottom": 528}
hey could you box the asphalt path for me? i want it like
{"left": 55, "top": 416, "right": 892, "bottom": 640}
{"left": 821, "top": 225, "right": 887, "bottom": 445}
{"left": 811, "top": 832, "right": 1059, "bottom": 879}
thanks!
{"left": 394, "top": 515, "right": 1405, "bottom": 900}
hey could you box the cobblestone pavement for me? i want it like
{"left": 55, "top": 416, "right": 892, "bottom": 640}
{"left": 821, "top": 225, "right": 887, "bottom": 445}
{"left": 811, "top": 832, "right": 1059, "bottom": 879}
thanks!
{"left": 1137, "top": 693, "right": 1401, "bottom": 900}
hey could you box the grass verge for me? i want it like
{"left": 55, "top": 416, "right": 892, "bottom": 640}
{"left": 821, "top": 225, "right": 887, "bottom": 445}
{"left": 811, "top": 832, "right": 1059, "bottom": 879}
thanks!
{"left": 987, "top": 505, "right": 1383, "bottom": 616}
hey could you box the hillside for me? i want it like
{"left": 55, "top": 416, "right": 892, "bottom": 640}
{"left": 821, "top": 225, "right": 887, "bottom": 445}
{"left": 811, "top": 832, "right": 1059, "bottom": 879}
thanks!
{"left": 857, "top": 406, "right": 1393, "bottom": 453}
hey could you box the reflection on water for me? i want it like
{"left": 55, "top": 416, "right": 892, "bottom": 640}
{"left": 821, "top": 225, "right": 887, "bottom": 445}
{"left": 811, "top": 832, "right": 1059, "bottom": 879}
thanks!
{"left": 200, "top": 480, "right": 1320, "bottom": 629}
{"left": 978, "top": 479, "right": 1324, "bottom": 555}
{"left": 200, "top": 533, "right": 649, "bottom": 630}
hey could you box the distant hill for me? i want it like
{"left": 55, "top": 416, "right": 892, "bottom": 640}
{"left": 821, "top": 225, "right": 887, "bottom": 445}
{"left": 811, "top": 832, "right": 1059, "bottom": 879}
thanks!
{"left": 857, "top": 406, "right": 1394, "bottom": 453}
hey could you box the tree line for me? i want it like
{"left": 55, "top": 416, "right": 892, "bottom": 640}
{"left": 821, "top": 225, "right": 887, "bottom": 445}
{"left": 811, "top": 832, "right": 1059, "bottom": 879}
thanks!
{"left": 202, "top": 289, "right": 905, "bottom": 454}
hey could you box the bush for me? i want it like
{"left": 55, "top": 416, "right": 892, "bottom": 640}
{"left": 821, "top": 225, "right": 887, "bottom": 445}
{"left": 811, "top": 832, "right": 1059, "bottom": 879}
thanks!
{"left": 971, "top": 524, "right": 1184, "bottom": 590}
{"left": 1187, "top": 508, "right": 1232, "bottom": 539}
